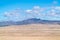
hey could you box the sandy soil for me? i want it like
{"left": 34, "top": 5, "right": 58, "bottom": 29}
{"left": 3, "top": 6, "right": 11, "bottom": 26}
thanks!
{"left": 0, "top": 24, "right": 60, "bottom": 40}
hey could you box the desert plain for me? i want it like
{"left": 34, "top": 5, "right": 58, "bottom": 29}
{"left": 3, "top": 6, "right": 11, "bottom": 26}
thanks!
{"left": 0, "top": 24, "right": 60, "bottom": 40}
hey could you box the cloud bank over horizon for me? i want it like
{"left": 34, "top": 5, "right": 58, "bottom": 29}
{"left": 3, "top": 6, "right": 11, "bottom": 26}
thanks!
{"left": 0, "top": 0, "right": 60, "bottom": 21}
{"left": 0, "top": 6, "right": 60, "bottom": 21}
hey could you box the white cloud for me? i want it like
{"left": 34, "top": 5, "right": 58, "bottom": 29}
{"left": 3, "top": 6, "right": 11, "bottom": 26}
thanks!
{"left": 46, "top": 7, "right": 60, "bottom": 17}
{"left": 25, "top": 6, "right": 46, "bottom": 19}
{"left": 53, "top": 7, "right": 60, "bottom": 16}
{"left": 3, "top": 9, "right": 21, "bottom": 21}
{"left": 4, "top": 12, "right": 11, "bottom": 17}
{"left": 33, "top": 6, "right": 40, "bottom": 13}
{"left": 25, "top": 6, "right": 45, "bottom": 14}
{"left": 25, "top": 6, "right": 41, "bottom": 14}
{"left": 55, "top": 7, "right": 60, "bottom": 10}
{"left": 3, "top": 6, "right": 60, "bottom": 21}
{"left": 25, "top": 6, "right": 45, "bottom": 13}
{"left": 25, "top": 9, "right": 32, "bottom": 13}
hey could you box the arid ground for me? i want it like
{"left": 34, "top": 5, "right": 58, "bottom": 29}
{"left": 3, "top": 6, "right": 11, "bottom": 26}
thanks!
{"left": 0, "top": 24, "right": 60, "bottom": 40}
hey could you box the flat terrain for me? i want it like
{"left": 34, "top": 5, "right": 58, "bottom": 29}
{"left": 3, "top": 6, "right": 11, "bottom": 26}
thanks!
{"left": 0, "top": 24, "right": 60, "bottom": 40}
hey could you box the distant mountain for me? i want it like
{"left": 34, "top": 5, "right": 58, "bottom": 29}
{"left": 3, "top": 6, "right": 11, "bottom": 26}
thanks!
{"left": 0, "top": 18, "right": 60, "bottom": 27}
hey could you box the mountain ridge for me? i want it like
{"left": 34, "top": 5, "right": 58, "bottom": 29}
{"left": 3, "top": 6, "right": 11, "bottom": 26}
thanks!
{"left": 0, "top": 18, "right": 60, "bottom": 27}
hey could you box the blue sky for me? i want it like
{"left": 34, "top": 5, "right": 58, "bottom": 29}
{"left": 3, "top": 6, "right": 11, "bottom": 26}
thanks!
{"left": 0, "top": 0, "right": 60, "bottom": 21}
